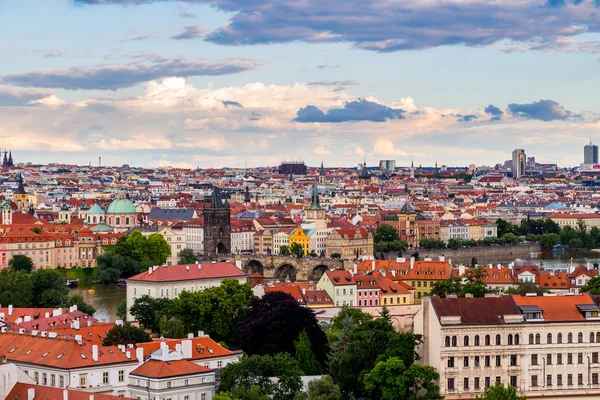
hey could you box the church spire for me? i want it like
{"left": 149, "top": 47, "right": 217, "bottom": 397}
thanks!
{"left": 308, "top": 183, "right": 322, "bottom": 210}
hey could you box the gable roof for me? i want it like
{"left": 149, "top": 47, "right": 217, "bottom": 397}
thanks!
{"left": 7, "top": 383, "right": 134, "bottom": 400}
{"left": 130, "top": 359, "right": 212, "bottom": 379}
{"left": 430, "top": 295, "right": 520, "bottom": 325}
{"left": 127, "top": 262, "right": 246, "bottom": 283}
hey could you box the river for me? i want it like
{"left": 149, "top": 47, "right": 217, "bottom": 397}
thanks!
{"left": 69, "top": 282, "right": 126, "bottom": 322}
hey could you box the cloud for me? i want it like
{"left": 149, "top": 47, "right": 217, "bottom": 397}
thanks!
{"left": 307, "top": 80, "right": 359, "bottom": 87}
{"left": 120, "top": 35, "right": 152, "bottom": 42}
{"left": 33, "top": 50, "right": 67, "bottom": 58}
{"left": 457, "top": 114, "right": 478, "bottom": 122}
{"left": 72, "top": 0, "right": 600, "bottom": 53}
{"left": 171, "top": 25, "right": 210, "bottom": 40}
{"left": 178, "top": 5, "right": 196, "bottom": 18}
{"left": 485, "top": 105, "right": 503, "bottom": 116}
{"left": 0, "top": 57, "right": 261, "bottom": 90}
{"left": 314, "top": 146, "right": 331, "bottom": 155}
{"left": 222, "top": 100, "right": 242, "bottom": 108}
{"left": 0, "top": 88, "right": 50, "bottom": 106}
{"left": 28, "top": 95, "right": 66, "bottom": 106}
{"left": 507, "top": 99, "right": 572, "bottom": 121}
{"left": 295, "top": 99, "right": 405, "bottom": 123}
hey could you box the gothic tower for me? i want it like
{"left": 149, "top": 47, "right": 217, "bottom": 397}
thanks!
{"left": 318, "top": 161, "right": 326, "bottom": 185}
{"left": 203, "top": 187, "right": 231, "bottom": 257}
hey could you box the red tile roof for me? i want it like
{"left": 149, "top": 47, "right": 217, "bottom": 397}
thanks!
{"left": 130, "top": 359, "right": 211, "bottom": 378}
{"left": 7, "top": 383, "right": 135, "bottom": 400}
{"left": 136, "top": 337, "right": 234, "bottom": 361}
{"left": 324, "top": 270, "right": 355, "bottom": 286}
{"left": 127, "top": 262, "right": 246, "bottom": 282}
{"left": 512, "top": 293, "right": 595, "bottom": 322}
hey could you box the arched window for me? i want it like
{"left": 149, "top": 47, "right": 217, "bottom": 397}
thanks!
{"left": 596, "top": 332, "right": 600, "bottom": 343}
{"left": 568, "top": 333, "right": 573, "bottom": 343}
{"left": 529, "top": 334, "right": 534, "bottom": 345}
{"left": 547, "top": 333, "right": 553, "bottom": 344}
{"left": 452, "top": 336, "right": 457, "bottom": 347}
{"left": 579, "top": 332, "right": 584, "bottom": 343}
{"left": 93, "top": 216, "right": 97, "bottom": 223}
{"left": 445, "top": 336, "right": 451, "bottom": 347}
{"left": 496, "top": 335, "right": 501, "bottom": 345}
{"left": 515, "top": 334, "right": 520, "bottom": 345}
{"left": 557, "top": 333, "right": 562, "bottom": 344}
{"left": 116, "top": 217, "right": 121, "bottom": 225}
{"left": 535, "top": 334, "right": 541, "bottom": 344}
{"left": 474, "top": 335, "right": 480, "bottom": 346}
{"left": 591, "top": 332, "right": 595, "bottom": 343}
{"left": 508, "top": 334, "right": 513, "bottom": 345}
{"left": 126, "top": 217, "right": 130, "bottom": 225}
{"left": 485, "top": 335, "right": 491, "bottom": 346}
{"left": 464, "top": 336, "right": 469, "bottom": 347}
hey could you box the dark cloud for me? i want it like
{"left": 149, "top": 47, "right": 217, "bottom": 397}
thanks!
{"left": 73, "top": 0, "right": 600, "bottom": 53}
{"left": 0, "top": 89, "right": 48, "bottom": 106}
{"left": 222, "top": 100, "right": 242, "bottom": 108}
{"left": 0, "top": 57, "right": 261, "bottom": 90}
{"left": 484, "top": 105, "right": 503, "bottom": 116}
{"left": 178, "top": 5, "right": 196, "bottom": 18}
{"left": 170, "top": 25, "right": 209, "bottom": 40}
{"left": 457, "top": 114, "right": 478, "bottom": 122}
{"left": 295, "top": 99, "right": 404, "bottom": 123}
{"left": 507, "top": 99, "right": 572, "bottom": 121}
{"left": 306, "top": 80, "right": 359, "bottom": 87}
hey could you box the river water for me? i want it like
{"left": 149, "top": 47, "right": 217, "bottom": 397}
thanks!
{"left": 69, "top": 282, "right": 126, "bottom": 322}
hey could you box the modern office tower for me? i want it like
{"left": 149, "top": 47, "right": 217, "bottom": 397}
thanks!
{"left": 512, "top": 149, "right": 526, "bottom": 178}
{"left": 585, "top": 142, "right": 598, "bottom": 164}
{"left": 379, "top": 160, "right": 396, "bottom": 172}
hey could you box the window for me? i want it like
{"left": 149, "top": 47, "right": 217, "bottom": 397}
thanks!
{"left": 531, "top": 354, "right": 538, "bottom": 366}
{"left": 557, "top": 374, "right": 563, "bottom": 386}
{"left": 464, "top": 357, "right": 469, "bottom": 368}
{"left": 79, "top": 374, "right": 87, "bottom": 388}
{"left": 447, "top": 378, "right": 455, "bottom": 390}
{"left": 201, "top": 395, "right": 207, "bottom": 400}
{"left": 103, "top": 372, "right": 109, "bottom": 384}
{"left": 485, "top": 356, "right": 491, "bottom": 367}
{"left": 547, "top": 354, "right": 552, "bottom": 365}
{"left": 464, "top": 336, "right": 470, "bottom": 346}
{"left": 579, "top": 332, "right": 584, "bottom": 343}
{"left": 496, "top": 376, "right": 501, "bottom": 385}
{"left": 496, "top": 335, "right": 501, "bottom": 345}
{"left": 508, "top": 334, "right": 513, "bottom": 345}
{"left": 592, "top": 332, "right": 596, "bottom": 343}
{"left": 510, "top": 355, "right": 517, "bottom": 366}
{"left": 43, "top": 373, "right": 47, "bottom": 385}
{"left": 464, "top": 377, "right": 469, "bottom": 390}
{"left": 485, "top": 335, "right": 491, "bottom": 346}
{"left": 529, "top": 334, "right": 534, "bottom": 344}
{"left": 568, "top": 332, "right": 573, "bottom": 343}
{"left": 34, "top": 372, "right": 39, "bottom": 384}
{"left": 557, "top": 353, "right": 563, "bottom": 365}
{"left": 452, "top": 336, "right": 457, "bottom": 347}
{"left": 59, "top": 376, "right": 64, "bottom": 388}
{"left": 594, "top": 373, "right": 599, "bottom": 385}
{"left": 579, "top": 373, "right": 584, "bottom": 386}
{"left": 445, "top": 336, "right": 451, "bottom": 347}
{"left": 474, "top": 356, "right": 480, "bottom": 367}
{"left": 510, "top": 376, "right": 517, "bottom": 387}
{"left": 547, "top": 333, "right": 552, "bottom": 344}
{"left": 448, "top": 357, "right": 455, "bottom": 368}
{"left": 475, "top": 377, "right": 480, "bottom": 389}
{"left": 474, "top": 335, "right": 480, "bottom": 346}
{"left": 578, "top": 353, "right": 584, "bottom": 364}
{"left": 485, "top": 377, "right": 491, "bottom": 388}
{"left": 515, "top": 334, "right": 520, "bottom": 345}
{"left": 594, "top": 353, "right": 599, "bottom": 364}
{"left": 568, "top": 374, "right": 573, "bottom": 386}
{"left": 496, "top": 356, "right": 501, "bottom": 367}
{"left": 119, "top": 370, "right": 124, "bottom": 382}
{"left": 568, "top": 353, "right": 573, "bottom": 364}
{"left": 547, "top": 374, "right": 552, "bottom": 387}
{"left": 536, "top": 334, "right": 541, "bottom": 344}
{"left": 557, "top": 333, "right": 562, "bottom": 344}
{"left": 531, "top": 375, "right": 538, "bottom": 387}
{"left": 51, "top": 374, "right": 55, "bottom": 387}
{"left": 217, "top": 361, "right": 223, "bottom": 368}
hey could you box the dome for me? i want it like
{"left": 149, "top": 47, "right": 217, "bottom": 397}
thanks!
{"left": 90, "top": 222, "right": 115, "bottom": 233}
{"left": 106, "top": 198, "right": 137, "bottom": 215}
{"left": 87, "top": 203, "right": 105, "bottom": 215}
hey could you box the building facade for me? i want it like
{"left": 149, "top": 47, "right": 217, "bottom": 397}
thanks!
{"left": 203, "top": 187, "right": 231, "bottom": 256}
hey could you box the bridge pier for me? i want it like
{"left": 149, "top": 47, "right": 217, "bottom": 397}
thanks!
{"left": 234, "top": 255, "right": 347, "bottom": 282}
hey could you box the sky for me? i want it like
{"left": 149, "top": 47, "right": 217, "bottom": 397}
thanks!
{"left": 1, "top": 0, "right": 600, "bottom": 169}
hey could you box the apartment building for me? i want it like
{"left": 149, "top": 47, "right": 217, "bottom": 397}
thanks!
{"left": 317, "top": 270, "right": 356, "bottom": 307}
{"left": 415, "top": 293, "right": 600, "bottom": 399}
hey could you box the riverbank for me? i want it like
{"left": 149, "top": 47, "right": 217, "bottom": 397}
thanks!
{"left": 56, "top": 266, "right": 99, "bottom": 280}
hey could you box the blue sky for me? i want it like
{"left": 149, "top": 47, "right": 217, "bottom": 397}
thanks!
{"left": 1, "top": 0, "right": 599, "bottom": 169}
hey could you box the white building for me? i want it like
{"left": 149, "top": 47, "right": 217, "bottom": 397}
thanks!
{"left": 415, "top": 293, "right": 600, "bottom": 399}
{"left": 181, "top": 218, "right": 204, "bottom": 255}
{"left": 230, "top": 222, "right": 254, "bottom": 254}
{"left": 126, "top": 262, "right": 247, "bottom": 320}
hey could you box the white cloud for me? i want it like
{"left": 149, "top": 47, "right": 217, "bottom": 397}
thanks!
{"left": 315, "top": 146, "right": 332, "bottom": 155}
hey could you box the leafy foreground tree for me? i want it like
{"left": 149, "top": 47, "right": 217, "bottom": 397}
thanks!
{"left": 580, "top": 276, "right": 600, "bottom": 295}
{"left": 330, "top": 306, "right": 372, "bottom": 331}
{"left": 294, "top": 331, "right": 321, "bottom": 375}
{"left": 290, "top": 242, "right": 304, "bottom": 257}
{"left": 505, "top": 282, "right": 548, "bottom": 296}
{"left": 178, "top": 248, "right": 197, "bottom": 264}
{"left": 31, "top": 269, "right": 69, "bottom": 308}
{"left": 294, "top": 375, "right": 342, "bottom": 400}
{"left": 239, "top": 291, "right": 330, "bottom": 370}
{"left": 218, "top": 354, "right": 303, "bottom": 400}
{"left": 428, "top": 277, "right": 463, "bottom": 298}
{"left": 475, "top": 383, "right": 526, "bottom": 400}
{"left": 0, "top": 269, "right": 33, "bottom": 307}
{"left": 8, "top": 255, "right": 34, "bottom": 273}
{"left": 102, "top": 323, "right": 151, "bottom": 346}
{"left": 96, "top": 252, "right": 140, "bottom": 283}
{"left": 129, "top": 295, "right": 171, "bottom": 333}
{"left": 215, "top": 385, "right": 268, "bottom": 400}
{"left": 67, "top": 294, "right": 96, "bottom": 316}
{"left": 373, "top": 224, "right": 400, "bottom": 244}
{"left": 363, "top": 357, "right": 441, "bottom": 400}
{"left": 116, "top": 298, "right": 127, "bottom": 321}
{"left": 159, "top": 315, "right": 186, "bottom": 339}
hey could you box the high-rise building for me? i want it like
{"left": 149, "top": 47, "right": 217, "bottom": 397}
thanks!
{"left": 585, "top": 142, "right": 598, "bottom": 164}
{"left": 512, "top": 149, "right": 526, "bottom": 178}
{"left": 379, "top": 160, "right": 396, "bottom": 172}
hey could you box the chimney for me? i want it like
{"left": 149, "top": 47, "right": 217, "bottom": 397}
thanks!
{"left": 448, "top": 258, "right": 451, "bottom": 265}
{"left": 148, "top": 267, "right": 153, "bottom": 275}
{"left": 74, "top": 320, "right": 80, "bottom": 330}
{"left": 126, "top": 351, "right": 131, "bottom": 359}
{"left": 198, "top": 330, "right": 205, "bottom": 337}
{"left": 136, "top": 347, "right": 144, "bottom": 362}
{"left": 458, "top": 264, "right": 466, "bottom": 276}
{"left": 89, "top": 395, "right": 94, "bottom": 400}
{"left": 87, "top": 319, "right": 93, "bottom": 327}
{"left": 187, "top": 333, "right": 194, "bottom": 339}
{"left": 181, "top": 339, "right": 192, "bottom": 359}
{"left": 391, "top": 270, "right": 396, "bottom": 277}
{"left": 92, "top": 345, "right": 98, "bottom": 362}
{"left": 45, "top": 312, "right": 50, "bottom": 318}
{"left": 27, "top": 387, "right": 35, "bottom": 400}
{"left": 53, "top": 308, "right": 62, "bottom": 317}
{"left": 153, "top": 265, "right": 159, "bottom": 271}
{"left": 302, "top": 288, "right": 306, "bottom": 295}
{"left": 371, "top": 260, "right": 375, "bottom": 271}
{"left": 63, "top": 389, "right": 69, "bottom": 400}
{"left": 24, "top": 315, "right": 31, "bottom": 322}
{"left": 410, "top": 257, "right": 415, "bottom": 269}
{"left": 353, "top": 263, "right": 358, "bottom": 275}
{"left": 176, "top": 343, "right": 182, "bottom": 353}
{"left": 439, "top": 255, "right": 445, "bottom": 262}
{"left": 0, "top": 312, "right": 4, "bottom": 320}
{"left": 161, "top": 342, "right": 169, "bottom": 358}
{"left": 8, "top": 305, "right": 13, "bottom": 316}
{"left": 198, "top": 264, "right": 202, "bottom": 270}
{"left": 75, "top": 335, "right": 82, "bottom": 345}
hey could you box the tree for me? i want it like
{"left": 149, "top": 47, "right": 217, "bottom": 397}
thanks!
{"left": 159, "top": 315, "right": 186, "bottom": 339}
{"left": 305, "top": 375, "right": 341, "bottom": 400}
{"left": 309, "top": 250, "right": 318, "bottom": 257}
{"left": 178, "top": 248, "right": 197, "bottom": 264}
{"left": 102, "top": 323, "right": 151, "bottom": 346}
{"left": 30, "top": 227, "right": 42, "bottom": 234}
{"left": 215, "top": 386, "right": 269, "bottom": 400}
{"left": 239, "top": 291, "right": 330, "bottom": 370}
{"left": 505, "top": 282, "right": 548, "bottom": 296}
{"left": 429, "top": 277, "right": 463, "bottom": 298}
{"left": 280, "top": 245, "right": 291, "bottom": 256}
{"left": 330, "top": 306, "right": 372, "bottom": 331}
{"left": 67, "top": 294, "right": 96, "bottom": 316}
{"left": 580, "top": 276, "right": 600, "bottom": 295}
{"left": 475, "top": 383, "right": 526, "bottom": 400}
{"left": 117, "top": 298, "right": 127, "bottom": 321}
{"left": 112, "top": 230, "right": 170, "bottom": 269}
{"left": 294, "top": 331, "right": 321, "bottom": 375}
{"left": 130, "top": 295, "right": 171, "bottom": 332}
{"left": 0, "top": 269, "right": 33, "bottom": 307}
{"left": 363, "top": 357, "right": 441, "bottom": 400}
{"left": 330, "top": 253, "right": 341, "bottom": 259}
{"left": 96, "top": 252, "right": 140, "bottom": 283}
{"left": 290, "top": 242, "right": 304, "bottom": 257}
{"left": 500, "top": 233, "right": 520, "bottom": 245}
{"left": 30, "top": 269, "right": 68, "bottom": 308}
{"left": 540, "top": 233, "right": 560, "bottom": 250}
{"left": 8, "top": 255, "right": 34, "bottom": 273}
{"left": 569, "top": 237, "right": 584, "bottom": 249}
{"left": 373, "top": 225, "right": 400, "bottom": 244}
{"left": 218, "top": 354, "right": 303, "bottom": 400}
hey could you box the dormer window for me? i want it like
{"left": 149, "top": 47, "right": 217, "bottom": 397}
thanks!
{"left": 519, "top": 305, "right": 544, "bottom": 321}
{"left": 577, "top": 304, "right": 600, "bottom": 319}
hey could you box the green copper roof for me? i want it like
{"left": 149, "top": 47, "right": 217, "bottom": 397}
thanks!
{"left": 87, "top": 203, "right": 105, "bottom": 215}
{"left": 308, "top": 183, "right": 323, "bottom": 210}
{"left": 90, "top": 222, "right": 115, "bottom": 233}
{"left": 106, "top": 198, "right": 137, "bottom": 214}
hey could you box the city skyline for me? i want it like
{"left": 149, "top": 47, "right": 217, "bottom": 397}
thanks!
{"left": 1, "top": 0, "right": 600, "bottom": 168}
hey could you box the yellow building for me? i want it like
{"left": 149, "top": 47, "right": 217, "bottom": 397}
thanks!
{"left": 13, "top": 175, "right": 29, "bottom": 212}
{"left": 547, "top": 213, "right": 600, "bottom": 231}
{"left": 289, "top": 227, "right": 310, "bottom": 256}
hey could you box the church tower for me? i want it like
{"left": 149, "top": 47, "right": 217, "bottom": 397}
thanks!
{"left": 1, "top": 200, "right": 12, "bottom": 225}
{"left": 13, "top": 173, "right": 28, "bottom": 211}
{"left": 305, "top": 183, "right": 326, "bottom": 229}
{"left": 318, "top": 161, "right": 326, "bottom": 185}
{"left": 58, "top": 196, "right": 71, "bottom": 223}
{"left": 203, "top": 187, "right": 231, "bottom": 257}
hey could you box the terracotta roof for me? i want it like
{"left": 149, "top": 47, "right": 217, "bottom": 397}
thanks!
{"left": 265, "top": 285, "right": 305, "bottom": 304}
{"left": 512, "top": 293, "right": 595, "bottom": 322}
{"left": 538, "top": 271, "right": 570, "bottom": 289}
{"left": 480, "top": 267, "right": 514, "bottom": 285}
{"left": 130, "top": 359, "right": 212, "bottom": 378}
{"left": 127, "top": 262, "right": 246, "bottom": 283}
{"left": 7, "top": 383, "right": 135, "bottom": 400}
{"left": 324, "top": 270, "right": 355, "bottom": 286}
{"left": 136, "top": 337, "right": 234, "bottom": 361}
{"left": 302, "top": 289, "right": 333, "bottom": 305}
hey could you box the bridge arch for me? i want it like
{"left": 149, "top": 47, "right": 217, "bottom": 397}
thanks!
{"left": 309, "top": 264, "right": 329, "bottom": 282}
{"left": 244, "top": 260, "right": 265, "bottom": 275}
{"left": 275, "top": 263, "right": 297, "bottom": 282}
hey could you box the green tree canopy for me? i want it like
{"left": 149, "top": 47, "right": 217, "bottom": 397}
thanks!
{"left": 96, "top": 252, "right": 140, "bottom": 283}
{"left": 429, "top": 277, "right": 463, "bottom": 298}
{"left": 294, "top": 331, "right": 321, "bottom": 375}
{"left": 102, "top": 323, "right": 151, "bottom": 346}
{"left": 8, "top": 255, "right": 34, "bottom": 273}
{"left": 580, "top": 276, "right": 600, "bottom": 295}
{"left": 363, "top": 357, "right": 441, "bottom": 400}
{"left": 306, "top": 375, "right": 341, "bottom": 400}
{"left": 290, "top": 242, "right": 304, "bottom": 257}
{"left": 475, "top": 383, "right": 526, "bottom": 400}
{"left": 374, "top": 225, "right": 400, "bottom": 244}
{"left": 330, "top": 306, "right": 372, "bottom": 331}
{"left": 505, "top": 282, "right": 548, "bottom": 296}
{"left": 218, "top": 354, "right": 303, "bottom": 400}
{"left": 112, "top": 230, "right": 170, "bottom": 269}
{"left": 215, "top": 386, "right": 269, "bottom": 400}
{"left": 129, "top": 295, "right": 172, "bottom": 332}
{"left": 159, "top": 315, "right": 187, "bottom": 339}
{"left": 178, "top": 248, "right": 197, "bottom": 264}
{"left": 67, "top": 294, "right": 96, "bottom": 316}
{"left": 539, "top": 233, "right": 560, "bottom": 250}
{"left": 31, "top": 269, "right": 68, "bottom": 308}
{"left": 0, "top": 269, "right": 33, "bottom": 307}
{"left": 117, "top": 298, "right": 127, "bottom": 322}
{"left": 280, "top": 246, "right": 290, "bottom": 256}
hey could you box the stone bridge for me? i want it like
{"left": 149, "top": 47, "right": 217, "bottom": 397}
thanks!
{"left": 231, "top": 255, "right": 353, "bottom": 282}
